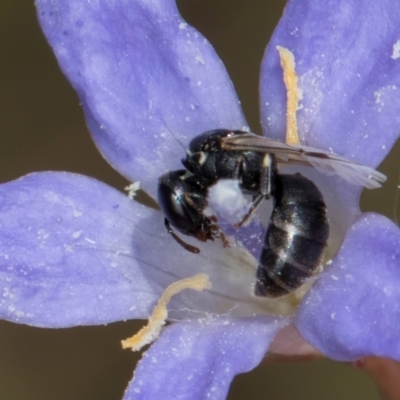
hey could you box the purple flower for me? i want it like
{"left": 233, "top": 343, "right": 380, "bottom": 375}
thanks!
{"left": 1, "top": 0, "right": 400, "bottom": 398}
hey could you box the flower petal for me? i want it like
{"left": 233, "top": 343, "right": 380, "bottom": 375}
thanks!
{"left": 0, "top": 172, "right": 296, "bottom": 327}
{"left": 124, "top": 317, "right": 286, "bottom": 400}
{"left": 0, "top": 172, "right": 161, "bottom": 327}
{"left": 36, "top": 0, "right": 247, "bottom": 197}
{"left": 295, "top": 213, "right": 400, "bottom": 362}
{"left": 260, "top": 0, "right": 400, "bottom": 167}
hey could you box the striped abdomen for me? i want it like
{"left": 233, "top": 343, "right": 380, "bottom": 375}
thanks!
{"left": 255, "top": 173, "right": 329, "bottom": 298}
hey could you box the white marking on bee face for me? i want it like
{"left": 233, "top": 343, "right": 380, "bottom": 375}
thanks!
{"left": 262, "top": 153, "right": 272, "bottom": 168}
{"left": 179, "top": 171, "right": 192, "bottom": 180}
{"left": 196, "top": 151, "right": 207, "bottom": 166}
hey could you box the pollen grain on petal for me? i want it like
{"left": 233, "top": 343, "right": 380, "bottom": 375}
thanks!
{"left": 125, "top": 181, "right": 141, "bottom": 199}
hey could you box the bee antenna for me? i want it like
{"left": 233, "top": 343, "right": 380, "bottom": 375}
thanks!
{"left": 164, "top": 218, "right": 200, "bottom": 254}
{"left": 173, "top": 134, "right": 187, "bottom": 152}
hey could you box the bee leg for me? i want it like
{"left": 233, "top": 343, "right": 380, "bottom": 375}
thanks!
{"left": 219, "top": 231, "right": 230, "bottom": 248}
{"left": 207, "top": 216, "right": 230, "bottom": 247}
{"left": 235, "top": 153, "right": 277, "bottom": 229}
{"left": 260, "top": 153, "right": 277, "bottom": 195}
{"left": 234, "top": 194, "right": 265, "bottom": 229}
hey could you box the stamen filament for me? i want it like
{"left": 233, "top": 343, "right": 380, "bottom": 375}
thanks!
{"left": 277, "top": 46, "right": 300, "bottom": 146}
{"left": 121, "top": 273, "right": 211, "bottom": 351}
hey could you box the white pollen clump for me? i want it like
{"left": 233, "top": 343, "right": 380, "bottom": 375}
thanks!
{"left": 125, "top": 181, "right": 141, "bottom": 199}
{"left": 374, "top": 90, "right": 383, "bottom": 105}
{"left": 391, "top": 40, "right": 400, "bottom": 60}
{"left": 195, "top": 55, "right": 205, "bottom": 64}
{"left": 206, "top": 179, "right": 250, "bottom": 225}
{"left": 72, "top": 230, "right": 83, "bottom": 239}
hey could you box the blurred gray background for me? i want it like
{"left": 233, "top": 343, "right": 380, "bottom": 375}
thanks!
{"left": 1, "top": 0, "right": 398, "bottom": 399}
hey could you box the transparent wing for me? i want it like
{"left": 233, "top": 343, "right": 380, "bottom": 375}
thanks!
{"left": 221, "top": 134, "right": 386, "bottom": 189}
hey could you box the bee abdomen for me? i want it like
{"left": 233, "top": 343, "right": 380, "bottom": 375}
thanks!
{"left": 255, "top": 174, "right": 329, "bottom": 298}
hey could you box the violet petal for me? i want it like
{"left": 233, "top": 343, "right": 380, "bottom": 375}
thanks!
{"left": 0, "top": 172, "right": 287, "bottom": 327}
{"left": 124, "top": 316, "right": 286, "bottom": 400}
{"left": 295, "top": 213, "right": 400, "bottom": 361}
{"left": 0, "top": 172, "right": 162, "bottom": 327}
{"left": 260, "top": 0, "right": 400, "bottom": 168}
{"left": 35, "top": 0, "right": 246, "bottom": 197}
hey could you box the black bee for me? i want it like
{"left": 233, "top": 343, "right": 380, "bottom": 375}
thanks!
{"left": 158, "top": 130, "right": 276, "bottom": 252}
{"left": 157, "top": 129, "right": 386, "bottom": 298}
{"left": 255, "top": 173, "right": 329, "bottom": 297}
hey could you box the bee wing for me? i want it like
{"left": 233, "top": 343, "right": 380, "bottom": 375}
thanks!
{"left": 222, "top": 134, "right": 386, "bottom": 189}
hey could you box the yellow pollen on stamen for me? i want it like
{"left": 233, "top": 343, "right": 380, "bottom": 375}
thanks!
{"left": 121, "top": 273, "right": 211, "bottom": 351}
{"left": 277, "top": 46, "right": 300, "bottom": 146}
